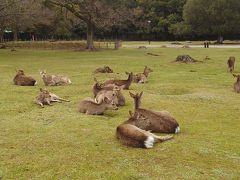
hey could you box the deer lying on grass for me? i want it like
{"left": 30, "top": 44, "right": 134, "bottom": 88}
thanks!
{"left": 227, "top": 57, "right": 235, "bottom": 73}
{"left": 92, "top": 78, "right": 119, "bottom": 97}
{"left": 39, "top": 70, "right": 72, "bottom": 86}
{"left": 103, "top": 72, "right": 134, "bottom": 90}
{"left": 116, "top": 111, "right": 173, "bottom": 148}
{"left": 129, "top": 92, "right": 180, "bottom": 134}
{"left": 233, "top": 74, "right": 240, "bottom": 93}
{"left": 94, "top": 66, "right": 113, "bottom": 73}
{"left": 34, "top": 88, "right": 52, "bottom": 108}
{"left": 34, "top": 88, "right": 70, "bottom": 107}
{"left": 78, "top": 97, "right": 118, "bottom": 115}
{"left": 13, "top": 69, "right": 37, "bottom": 86}
{"left": 129, "top": 66, "right": 153, "bottom": 84}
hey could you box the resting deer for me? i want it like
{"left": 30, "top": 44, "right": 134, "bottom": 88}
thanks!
{"left": 129, "top": 92, "right": 180, "bottom": 134}
{"left": 233, "top": 74, "right": 240, "bottom": 93}
{"left": 96, "top": 88, "right": 125, "bottom": 106}
{"left": 227, "top": 57, "right": 235, "bottom": 73}
{"left": 92, "top": 78, "right": 120, "bottom": 97}
{"left": 116, "top": 111, "right": 173, "bottom": 148}
{"left": 78, "top": 97, "right": 118, "bottom": 115}
{"left": 39, "top": 70, "right": 72, "bottom": 86}
{"left": 34, "top": 88, "right": 70, "bottom": 107}
{"left": 94, "top": 66, "right": 113, "bottom": 73}
{"left": 34, "top": 88, "right": 52, "bottom": 108}
{"left": 103, "top": 72, "right": 133, "bottom": 90}
{"left": 13, "top": 69, "right": 37, "bottom": 86}
{"left": 134, "top": 66, "right": 153, "bottom": 84}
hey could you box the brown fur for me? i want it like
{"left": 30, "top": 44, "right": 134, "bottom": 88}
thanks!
{"left": 116, "top": 111, "right": 173, "bottom": 148}
{"left": 130, "top": 66, "right": 153, "bottom": 84}
{"left": 95, "top": 88, "right": 125, "bottom": 106}
{"left": 103, "top": 72, "right": 133, "bottom": 90}
{"left": 227, "top": 57, "right": 235, "bottom": 73}
{"left": 34, "top": 88, "right": 52, "bottom": 108}
{"left": 13, "top": 70, "right": 37, "bottom": 86}
{"left": 40, "top": 70, "right": 72, "bottom": 86}
{"left": 92, "top": 78, "right": 119, "bottom": 97}
{"left": 129, "top": 92, "right": 180, "bottom": 134}
{"left": 78, "top": 97, "right": 118, "bottom": 115}
{"left": 233, "top": 74, "right": 240, "bottom": 93}
{"left": 94, "top": 66, "right": 113, "bottom": 73}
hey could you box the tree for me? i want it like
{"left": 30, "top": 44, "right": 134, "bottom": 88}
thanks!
{"left": 45, "top": 0, "right": 130, "bottom": 49}
{"left": 183, "top": 0, "right": 240, "bottom": 43}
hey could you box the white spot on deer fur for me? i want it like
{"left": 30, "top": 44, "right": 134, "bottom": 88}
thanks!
{"left": 144, "top": 136, "right": 154, "bottom": 149}
{"left": 175, "top": 126, "right": 180, "bottom": 134}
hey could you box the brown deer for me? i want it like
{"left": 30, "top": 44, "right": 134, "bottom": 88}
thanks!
{"left": 233, "top": 74, "right": 240, "bottom": 93}
{"left": 94, "top": 66, "right": 113, "bottom": 73}
{"left": 78, "top": 97, "right": 118, "bottom": 115}
{"left": 130, "top": 66, "right": 153, "bottom": 84}
{"left": 129, "top": 92, "right": 180, "bottom": 134}
{"left": 116, "top": 111, "right": 173, "bottom": 148}
{"left": 13, "top": 69, "right": 37, "bottom": 86}
{"left": 39, "top": 70, "right": 72, "bottom": 86}
{"left": 95, "top": 88, "right": 125, "bottom": 106}
{"left": 92, "top": 78, "right": 119, "bottom": 97}
{"left": 103, "top": 72, "right": 134, "bottom": 90}
{"left": 227, "top": 57, "right": 235, "bottom": 73}
{"left": 34, "top": 88, "right": 52, "bottom": 108}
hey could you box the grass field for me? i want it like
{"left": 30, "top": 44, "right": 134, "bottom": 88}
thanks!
{"left": 0, "top": 47, "right": 240, "bottom": 179}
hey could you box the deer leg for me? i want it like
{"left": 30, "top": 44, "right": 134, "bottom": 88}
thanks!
{"left": 46, "top": 99, "right": 52, "bottom": 106}
{"left": 58, "top": 98, "right": 70, "bottom": 102}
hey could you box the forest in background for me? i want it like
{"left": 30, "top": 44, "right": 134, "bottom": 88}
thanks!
{"left": 1, "top": 0, "right": 240, "bottom": 48}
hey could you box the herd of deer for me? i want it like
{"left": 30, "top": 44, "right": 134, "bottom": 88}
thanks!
{"left": 12, "top": 57, "right": 239, "bottom": 148}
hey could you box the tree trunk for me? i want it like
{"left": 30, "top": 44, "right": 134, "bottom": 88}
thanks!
{"left": 0, "top": 32, "right": 3, "bottom": 43}
{"left": 86, "top": 22, "right": 94, "bottom": 50}
{"left": 217, "top": 35, "right": 224, "bottom": 44}
{"left": 13, "top": 31, "right": 18, "bottom": 41}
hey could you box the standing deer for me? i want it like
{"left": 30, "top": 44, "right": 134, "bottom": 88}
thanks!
{"left": 13, "top": 69, "right": 37, "bottom": 86}
{"left": 78, "top": 97, "right": 118, "bottom": 115}
{"left": 227, "top": 57, "right": 235, "bottom": 73}
{"left": 129, "top": 92, "right": 180, "bottom": 134}
{"left": 233, "top": 74, "right": 240, "bottom": 93}
{"left": 39, "top": 70, "right": 72, "bottom": 86}
{"left": 116, "top": 111, "right": 173, "bottom": 148}
{"left": 103, "top": 72, "right": 134, "bottom": 90}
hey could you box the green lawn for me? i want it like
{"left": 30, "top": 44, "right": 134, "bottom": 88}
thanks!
{"left": 0, "top": 48, "right": 239, "bottom": 179}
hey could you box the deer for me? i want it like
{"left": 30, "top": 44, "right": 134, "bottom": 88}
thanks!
{"left": 95, "top": 88, "right": 125, "bottom": 106}
{"left": 78, "top": 97, "right": 118, "bottom": 115}
{"left": 233, "top": 74, "right": 240, "bottom": 93}
{"left": 34, "top": 88, "right": 70, "bottom": 107}
{"left": 227, "top": 57, "right": 235, "bottom": 73}
{"left": 13, "top": 69, "right": 37, "bottom": 86}
{"left": 128, "top": 66, "right": 153, "bottom": 84}
{"left": 34, "top": 88, "right": 52, "bottom": 108}
{"left": 129, "top": 92, "right": 180, "bottom": 134}
{"left": 92, "top": 78, "right": 125, "bottom": 106}
{"left": 39, "top": 70, "right": 72, "bottom": 86}
{"left": 103, "top": 72, "right": 134, "bottom": 90}
{"left": 94, "top": 66, "right": 113, "bottom": 73}
{"left": 116, "top": 111, "right": 173, "bottom": 148}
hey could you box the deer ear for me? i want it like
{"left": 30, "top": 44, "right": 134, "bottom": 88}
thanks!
{"left": 139, "top": 91, "right": 143, "bottom": 98}
{"left": 129, "top": 92, "right": 135, "bottom": 98}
